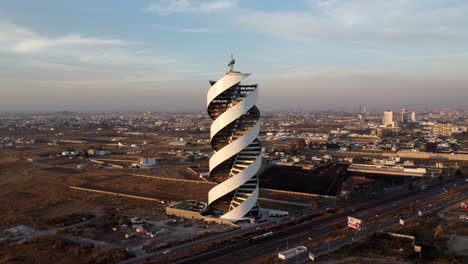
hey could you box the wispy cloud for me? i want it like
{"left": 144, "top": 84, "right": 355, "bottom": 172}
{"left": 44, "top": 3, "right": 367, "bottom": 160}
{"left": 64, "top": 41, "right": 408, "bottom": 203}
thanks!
{"left": 78, "top": 50, "right": 180, "bottom": 67}
{"left": 145, "top": 0, "right": 236, "bottom": 14}
{"left": 0, "top": 19, "right": 184, "bottom": 85}
{"left": 233, "top": 0, "right": 468, "bottom": 46}
{"left": 281, "top": 67, "right": 393, "bottom": 79}
{"left": 153, "top": 24, "right": 213, "bottom": 33}
{"left": 0, "top": 21, "right": 127, "bottom": 53}
{"left": 175, "top": 27, "right": 212, "bottom": 33}
{"left": 13, "top": 34, "right": 127, "bottom": 53}
{"left": 402, "top": 51, "right": 468, "bottom": 61}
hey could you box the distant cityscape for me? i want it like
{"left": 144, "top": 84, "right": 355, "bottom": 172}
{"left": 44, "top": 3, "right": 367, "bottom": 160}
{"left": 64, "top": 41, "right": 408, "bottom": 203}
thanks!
{"left": 2, "top": 108, "right": 467, "bottom": 155}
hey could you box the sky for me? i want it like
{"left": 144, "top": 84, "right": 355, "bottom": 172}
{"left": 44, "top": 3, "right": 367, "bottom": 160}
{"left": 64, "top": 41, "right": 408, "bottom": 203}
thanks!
{"left": 0, "top": 0, "right": 467, "bottom": 112}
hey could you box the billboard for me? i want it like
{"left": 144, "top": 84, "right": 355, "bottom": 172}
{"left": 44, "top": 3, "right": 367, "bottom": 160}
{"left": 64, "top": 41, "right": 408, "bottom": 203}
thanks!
{"left": 347, "top": 216, "right": 362, "bottom": 230}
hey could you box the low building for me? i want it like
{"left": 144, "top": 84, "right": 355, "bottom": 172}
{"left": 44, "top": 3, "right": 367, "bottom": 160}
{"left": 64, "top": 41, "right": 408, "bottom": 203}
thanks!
{"left": 278, "top": 246, "right": 308, "bottom": 262}
{"left": 341, "top": 176, "right": 375, "bottom": 195}
{"left": 132, "top": 157, "right": 157, "bottom": 168}
{"left": 348, "top": 164, "right": 427, "bottom": 177}
{"left": 165, "top": 200, "right": 237, "bottom": 226}
{"left": 87, "top": 149, "right": 112, "bottom": 156}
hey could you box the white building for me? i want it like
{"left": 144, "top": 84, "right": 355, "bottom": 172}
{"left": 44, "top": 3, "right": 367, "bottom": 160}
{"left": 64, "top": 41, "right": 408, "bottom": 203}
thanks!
{"left": 207, "top": 58, "right": 261, "bottom": 221}
{"left": 132, "top": 157, "right": 157, "bottom": 168}
{"left": 278, "top": 246, "right": 308, "bottom": 260}
{"left": 382, "top": 111, "right": 395, "bottom": 127}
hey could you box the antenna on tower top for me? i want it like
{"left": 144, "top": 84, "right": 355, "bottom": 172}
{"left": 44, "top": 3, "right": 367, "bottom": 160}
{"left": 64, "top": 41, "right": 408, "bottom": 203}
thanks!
{"left": 227, "top": 53, "right": 235, "bottom": 72}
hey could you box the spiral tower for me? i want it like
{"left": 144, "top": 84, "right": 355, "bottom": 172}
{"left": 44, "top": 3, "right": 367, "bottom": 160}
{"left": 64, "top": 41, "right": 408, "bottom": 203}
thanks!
{"left": 207, "top": 61, "right": 261, "bottom": 221}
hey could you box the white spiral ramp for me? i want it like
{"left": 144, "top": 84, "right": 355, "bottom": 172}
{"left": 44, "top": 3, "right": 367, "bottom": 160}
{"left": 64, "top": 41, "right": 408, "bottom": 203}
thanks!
{"left": 207, "top": 71, "right": 261, "bottom": 221}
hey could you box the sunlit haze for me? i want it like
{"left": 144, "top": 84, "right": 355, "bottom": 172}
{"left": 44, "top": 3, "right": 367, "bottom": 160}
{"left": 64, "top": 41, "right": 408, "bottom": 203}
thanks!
{"left": 1, "top": 0, "right": 468, "bottom": 112}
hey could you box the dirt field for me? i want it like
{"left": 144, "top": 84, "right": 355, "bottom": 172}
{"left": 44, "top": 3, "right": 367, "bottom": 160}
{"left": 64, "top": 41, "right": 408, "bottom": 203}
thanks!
{"left": 0, "top": 135, "right": 321, "bottom": 263}
{"left": 0, "top": 235, "right": 133, "bottom": 264}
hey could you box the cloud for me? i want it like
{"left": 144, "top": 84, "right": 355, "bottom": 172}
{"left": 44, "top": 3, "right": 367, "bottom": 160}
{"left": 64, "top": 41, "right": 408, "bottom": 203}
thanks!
{"left": 233, "top": 0, "right": 468, "bottom": 46}
{"left": 281, "top": 67, "right": 391, "bottom": 79}
{"left": 0, "top": 20, "right": 185, "bottom": 86}
{"left": 0, "top": 21, "right": 127, "bottom": 53}
{"left": 153, "top": 24, "right": 213, "bottom": 33}
{"left": 145, "top": 0, "right": 235, "bottom": 14}
{"left": 78, "top": 50, "right": 180, "bottom": 68}
{"left": 13, "top": 34, "right": 127, "bottom": 53}
{"left": 174, "top": 27, "right": 212, "bottom": 33}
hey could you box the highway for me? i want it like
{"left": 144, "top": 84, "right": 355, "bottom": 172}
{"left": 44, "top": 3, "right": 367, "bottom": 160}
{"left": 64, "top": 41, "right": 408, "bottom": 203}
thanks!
{"left": 310, "top": 189, "right": 468, "bottom": 259}
{"left": 173, "top": 178, "right": 467, "bottom": 264}
{"left": 118, "top": 177, "right": 467, "bottom": 264}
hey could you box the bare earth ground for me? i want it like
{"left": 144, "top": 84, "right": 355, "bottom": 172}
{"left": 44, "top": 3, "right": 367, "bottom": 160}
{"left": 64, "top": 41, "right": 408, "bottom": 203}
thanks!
{"left": 0, "top": 141, "right": 314, "bottom": 263}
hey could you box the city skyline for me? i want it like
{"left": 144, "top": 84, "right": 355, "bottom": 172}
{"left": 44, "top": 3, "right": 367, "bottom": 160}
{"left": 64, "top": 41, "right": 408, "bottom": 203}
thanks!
{"left": 1, "top": 0, "right": 468, "bottom": 112}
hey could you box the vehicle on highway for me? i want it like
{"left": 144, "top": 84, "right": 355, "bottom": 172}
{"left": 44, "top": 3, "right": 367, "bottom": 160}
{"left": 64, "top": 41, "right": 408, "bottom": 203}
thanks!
{"left": 163, "top": 249, "right": 171, "bottom": 254}
{"left": 249, "top": 231, "right": 273, "bottom": 243}
{"left": 268, "top": 210, "right": 289, "bottom": 217}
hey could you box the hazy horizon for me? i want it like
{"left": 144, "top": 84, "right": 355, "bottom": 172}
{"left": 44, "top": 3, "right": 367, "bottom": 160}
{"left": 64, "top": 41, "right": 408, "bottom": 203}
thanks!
{"left": 1, "top": 0, "right": 468, "bottom": 112}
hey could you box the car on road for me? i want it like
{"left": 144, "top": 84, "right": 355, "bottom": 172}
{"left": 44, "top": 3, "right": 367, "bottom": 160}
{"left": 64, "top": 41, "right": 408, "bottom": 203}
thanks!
{"left": 163, "top": 249, "right": 171, "bottom": 254}
{"left": 459, "top": 215, "right": 468, "bottom": 220}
